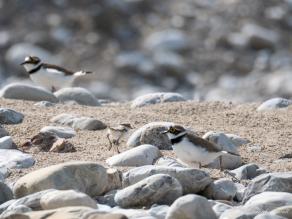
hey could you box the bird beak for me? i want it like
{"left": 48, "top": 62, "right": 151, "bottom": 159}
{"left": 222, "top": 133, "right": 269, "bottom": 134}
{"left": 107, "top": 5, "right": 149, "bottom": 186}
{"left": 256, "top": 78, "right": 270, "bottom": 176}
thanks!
{"left": 161, "top": 130, "right": 169, "bottom": 134}
{"left": 20, "top": 61, "right": 26, "bottom": 65}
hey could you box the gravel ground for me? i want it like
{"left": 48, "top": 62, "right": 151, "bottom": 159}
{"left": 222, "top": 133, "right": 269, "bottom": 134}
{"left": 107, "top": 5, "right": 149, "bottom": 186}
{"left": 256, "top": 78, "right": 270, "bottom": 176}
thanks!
{"left": 2, "top": 98, "right": 292, "bottom": 183}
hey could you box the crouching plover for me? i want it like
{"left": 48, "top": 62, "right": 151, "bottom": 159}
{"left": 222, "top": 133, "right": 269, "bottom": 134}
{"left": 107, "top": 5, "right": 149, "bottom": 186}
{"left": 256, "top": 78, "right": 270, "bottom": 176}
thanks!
{"left": 21, "top": 56, "right": 92, "bottom": 92}
{"left": 106, "top": 123, "right": 133, "bottom": 153}
{"left": 163, "top": 125, "right": 239, "bottom": 170}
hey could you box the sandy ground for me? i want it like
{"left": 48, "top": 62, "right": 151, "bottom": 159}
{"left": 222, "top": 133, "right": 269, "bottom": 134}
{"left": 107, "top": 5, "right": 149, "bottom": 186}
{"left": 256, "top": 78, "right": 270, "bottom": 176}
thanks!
{"left": 1, "top": 99, "right": 292, "bottom": 183}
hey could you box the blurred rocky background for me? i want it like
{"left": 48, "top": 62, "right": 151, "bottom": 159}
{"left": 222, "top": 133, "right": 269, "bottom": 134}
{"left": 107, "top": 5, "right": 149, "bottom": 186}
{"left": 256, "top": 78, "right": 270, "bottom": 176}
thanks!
{"left": 1, "top": 0, "right": 292, "bottom": 102}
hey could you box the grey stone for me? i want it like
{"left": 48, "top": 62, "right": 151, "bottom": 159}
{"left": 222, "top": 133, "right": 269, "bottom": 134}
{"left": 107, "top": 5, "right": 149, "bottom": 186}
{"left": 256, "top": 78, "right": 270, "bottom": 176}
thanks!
{"left": 0, "top": 166, "right": 9, "bottom": 181}
{"left": 0, "top": 205, "right": 32, "bottom": 218}
{"left": 0, "top": 189, "right": 55, "bottom": 214}
{"left": 51, "top": 113, "right": 106, "bottom": 131}
{"left": 54, "top": 87, "right": 101, "bottom": 106}
{"left": 34, "top": 101, "right": 56, "bottom": 107}
{"left": 255, "top": 213, "right": 287, "bottom": 219}
{"left": 225, "top": 134, "right": 250, "bottom": 147}
{"left": 1, "top": 206, "right": 126, "bottom": 219}
{"left": 257, "top": 98, "right": 292, "bottom": 111}
{"left": 127, "top": 122, "right": 175, "bottom": 150}
{"left": 152, "top": 51, "right": 185, "bottom": 74}
{"left": 243, "top": 172, "right": 292, "bottom": 203}
{"left": 155, "top": 157, "right": 186, "bottom": 168}
{"left": 203, "top": 131, "right": 242, "bottom": 169}
{"left": 40, "top": 189, "right": 97, "bottom": 210}
{"left": 0, "top": 136, "right": 16, "bottom": 149}
{"left": 13, "top": 161, "right": 115, "bottom": 198}
{"left": 131, "top": 92, "right": 185, "bottom": 108}
{"left": 0, "top": 83, "right": 58, "bottom": 102}
{"left": 270, "top": 205, "right": 292, "bottom": 218}
{"left": 0, "top": 108, "right": 24, "bottom": 124}
{"left": 0, "top": 149, "right": 35, "bottom": 169}
{"left": 96, "top": 190, "right": 118, "bottom": 207}
{"left": 115, "top": 174, "right": 182, "bottom": 208}
{"left": 106, "top": 144, "right": 161, "bottom": 167}
{"left": 203, "top": 131, "right": 238, "bottom": 154}
{"left": 148, "top": 205, "right": 169, "bottom": 219}
{"left": 210, "top": 201, "right": 232, "bottom": 218}
{"left": 203, "top": 178, "right": 238, "bottom": 201}
{"left": 123, "top": 165, "right": 212, "bottom": 194}
{"left": 166, "top": 194, "right": 217, "bottom": 219}
{"left": 0, "top": 182, "right": 13, "bottom": 205}
{"left": 207, "top": 153, "right": 242, "bottom": 170}
{"left": 40, "top": 126, "right": 76, "bottom": 138}
{"left": 144, "top": 29, "right": 191, "bottom": 52}
{"left": 229, "top": 163, "right": 267, "bottom": 180}
{"left": 0, "top": 125, "right": 9, "bottom": 138}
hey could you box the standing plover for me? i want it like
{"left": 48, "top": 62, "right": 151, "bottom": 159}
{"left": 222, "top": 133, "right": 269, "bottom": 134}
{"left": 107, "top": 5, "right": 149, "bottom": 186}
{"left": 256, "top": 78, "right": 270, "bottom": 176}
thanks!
{"left": 21, "top": 56, "right": 92, "bottom": 92}
{"left": 106, "top": 123, "right": 133, "bottom": 153}
{"left": 163, "top": 125, "right": 239, "bottom": 169}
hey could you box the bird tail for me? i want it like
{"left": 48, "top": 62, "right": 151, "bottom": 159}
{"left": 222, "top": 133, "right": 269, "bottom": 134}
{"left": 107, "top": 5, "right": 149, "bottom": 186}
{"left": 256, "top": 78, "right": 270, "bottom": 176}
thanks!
{"left": 74, "top": 70, "right": 92, "bottom": 76}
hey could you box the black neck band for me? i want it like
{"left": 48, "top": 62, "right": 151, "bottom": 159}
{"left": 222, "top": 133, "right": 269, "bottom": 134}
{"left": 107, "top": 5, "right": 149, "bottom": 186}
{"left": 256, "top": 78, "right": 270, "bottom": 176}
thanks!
{"left": 28, "top": 64, "right": 42, "bottom": 74}
{"left": 171, "top": 133, "right": 187, "bottom": 144}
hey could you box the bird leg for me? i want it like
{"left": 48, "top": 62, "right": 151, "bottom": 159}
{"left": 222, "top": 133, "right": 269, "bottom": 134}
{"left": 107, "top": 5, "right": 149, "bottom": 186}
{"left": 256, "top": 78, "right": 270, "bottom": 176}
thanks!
{"left": 106, "top": 134, "right": 113, "bottom": 151}
{"left": 199, "top": 162, "right": 202, "bottom": 169}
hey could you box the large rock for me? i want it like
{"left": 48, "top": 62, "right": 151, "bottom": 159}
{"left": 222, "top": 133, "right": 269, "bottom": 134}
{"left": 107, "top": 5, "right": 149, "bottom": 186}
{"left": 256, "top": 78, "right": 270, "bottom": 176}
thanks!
{"left": 115, "top": 174, "right": 182, "bottom": 208}
{"left": 0, "top": 182, "right": 13, "bottom": 205}
{"left": 166, "top": 194, "right": 217, "bottom": 219}
{"left": 51, "top": 114, "right": 106, "bottom": 131}
{"left": 0, "top": 189, "right": 54, "bottom": 214}
{"left": 255, "top": 213, "right": 287, "bottom": 219}
{"left": 0, "top": 125, "right": 9, "bottom": 138}
{"left": 0, "top": 83, "right": 58, "bottom": 102}
{"left": 155, "top": 157, "right": 186, "bottom": 168}
{"left": 270, "top": 205, "right": 292, "bottom": 218}
{"left": 0, "top": 136, "right": 16, "bottom": 149}
{"left": 243, "top": 172, "right": 292, "bottom": 202}
{"left": 1, "top": 206, "right": 127, "bottom": 219}
{"left": 229, "top": 163, "right": 267, "bottom": 180}
{"left": 40, "top": 126, "right": 76, "bottom": 138}
{"left": 225, "top": 133, "right": 250, "bottom": 147}
{"left": 106, "top": 144, "right": 161, "bottom": 167}
{"left": 144, "top": 29, "right": 191, "bottom": 52}
{"left": 221, "top": 192, "right": 292, "bottom": 219}
{"left": 257, "top": 97, "right": 292, "bottom": 111}
{"left": 0, "top": 108, "right": 24, "bottom": 124}
{"left": 210, "top": 201, "right": 232, "bottom": 218}
{"left": 203, "top": 131, "right": 241, "bottom": 169}
{"left": 203, "top": 131, "right": 238, "bottom": 154}
{"left": 40, "top": 190, "right": 97, "bottom": 210}
{"left": 123, "top": 165, "right": 212, "bottom": 194}
{"left": 131, "top": 92, "right": 185, "bottom": 108}
{"left": 13, "top": 161, "right": 111, "bottom": 198}
{"left": 0, "top": 205, "right": 32, "bottom": 218}
{"left": 127, "top": 122, "right": 174, "bottom": 150}
{"left": 54, "top": 87, "right": 101, "bottom": 106}
{"left": 0, "top": 149, "right": 35, "bottom": 169}
{"left": 203, "top": 178, "right": 239, "bottom": 201}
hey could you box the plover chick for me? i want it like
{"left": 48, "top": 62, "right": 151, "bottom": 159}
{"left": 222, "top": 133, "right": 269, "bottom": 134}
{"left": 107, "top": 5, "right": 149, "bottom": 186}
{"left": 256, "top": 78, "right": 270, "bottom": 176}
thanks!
{"left": 163, "top": 125, "right": 239, "bottom": 170}
{"left": 21, "top": 56, "right": 92, "bottom": 92}
{"left": 106, "top": 123, "right": 133, "bottom": 153}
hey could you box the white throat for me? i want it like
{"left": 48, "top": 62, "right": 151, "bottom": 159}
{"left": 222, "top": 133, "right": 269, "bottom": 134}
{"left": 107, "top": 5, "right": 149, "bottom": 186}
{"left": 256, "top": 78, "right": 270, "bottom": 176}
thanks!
{"left": 23, "top": 62, "right": 42, "bottom": 72}
{"left": 167, "top": 131, "right": 187, "bottom": 141}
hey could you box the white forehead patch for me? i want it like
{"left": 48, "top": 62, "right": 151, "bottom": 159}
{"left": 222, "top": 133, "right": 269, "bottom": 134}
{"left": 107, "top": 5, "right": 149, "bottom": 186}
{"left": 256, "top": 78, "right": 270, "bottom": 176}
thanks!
{"left": 25, "top": 57, "right": 30, "bottom": 62}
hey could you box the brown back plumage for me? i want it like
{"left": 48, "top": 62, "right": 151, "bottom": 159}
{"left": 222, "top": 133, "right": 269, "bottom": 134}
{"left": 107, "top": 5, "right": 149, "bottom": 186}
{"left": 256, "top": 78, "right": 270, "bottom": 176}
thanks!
{"left": 42, "top": 63, "right": 74, "bottom": 76}
{"left": 186, "top": 133, "right": 221, "bottom": 153}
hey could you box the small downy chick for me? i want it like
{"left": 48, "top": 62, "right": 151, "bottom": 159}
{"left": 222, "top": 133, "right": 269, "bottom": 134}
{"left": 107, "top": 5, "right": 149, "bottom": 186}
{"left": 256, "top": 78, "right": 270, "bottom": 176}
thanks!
{"left": 106, "top": 123, "right": 133, "bottom": 153}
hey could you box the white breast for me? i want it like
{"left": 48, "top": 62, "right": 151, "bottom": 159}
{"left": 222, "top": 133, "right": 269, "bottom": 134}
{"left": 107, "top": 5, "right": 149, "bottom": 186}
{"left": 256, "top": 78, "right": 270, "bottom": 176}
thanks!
{"left": 30, "top": 68, "right": 75, "bottom": 91}
{"left": 173, "top": 138, "right": 222, "bottom": 165}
